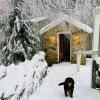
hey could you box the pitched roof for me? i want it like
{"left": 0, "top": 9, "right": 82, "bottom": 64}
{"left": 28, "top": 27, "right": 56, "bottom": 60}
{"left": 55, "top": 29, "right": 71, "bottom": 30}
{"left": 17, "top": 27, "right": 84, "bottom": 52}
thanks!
{"left": 39, "top": 15, "right": 93, "bottom": 34}
{"left": 30, "top": 16, "right": 47, "bottom": 23}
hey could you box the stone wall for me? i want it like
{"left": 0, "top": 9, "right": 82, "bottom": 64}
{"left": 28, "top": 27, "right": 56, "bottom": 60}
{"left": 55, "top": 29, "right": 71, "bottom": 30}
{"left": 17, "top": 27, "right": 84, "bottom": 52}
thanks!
{"left": 42, "top": 22, "right": 89, "bottom": 65}
{"left": 42, "top": 22, "right": 68, "bottom": 65}
{"left": 70, "top": 30, "right": 89, "bottom": 65}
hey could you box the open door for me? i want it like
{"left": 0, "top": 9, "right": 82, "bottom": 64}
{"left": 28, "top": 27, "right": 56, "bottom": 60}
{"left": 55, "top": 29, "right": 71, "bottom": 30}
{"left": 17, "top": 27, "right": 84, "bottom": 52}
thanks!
{"left": 59, "top": 34, "right": 70, "bottom": 62}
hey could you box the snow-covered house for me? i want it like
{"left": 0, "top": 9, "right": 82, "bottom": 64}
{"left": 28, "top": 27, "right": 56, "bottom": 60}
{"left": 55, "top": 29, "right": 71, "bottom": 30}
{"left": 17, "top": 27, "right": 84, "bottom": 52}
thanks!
{"left": 39, "top": 15, "right": 93, "bottom": 65}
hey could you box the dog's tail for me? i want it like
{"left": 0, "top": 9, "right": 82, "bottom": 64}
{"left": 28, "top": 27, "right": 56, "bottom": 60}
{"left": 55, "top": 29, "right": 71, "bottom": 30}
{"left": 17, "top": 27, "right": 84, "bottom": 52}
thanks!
{"left": 58, "top": 82, "right": 65, "bottom": 86}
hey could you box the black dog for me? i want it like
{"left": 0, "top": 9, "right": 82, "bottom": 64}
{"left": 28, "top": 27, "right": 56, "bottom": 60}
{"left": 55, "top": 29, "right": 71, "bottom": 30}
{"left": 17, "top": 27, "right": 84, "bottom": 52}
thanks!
{"left": 58, "top": 77, "right": 75, "bottom": 98}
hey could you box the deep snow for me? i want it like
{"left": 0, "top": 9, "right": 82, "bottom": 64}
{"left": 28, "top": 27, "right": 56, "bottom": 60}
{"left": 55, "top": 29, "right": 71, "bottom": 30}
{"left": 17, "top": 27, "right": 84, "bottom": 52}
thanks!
{"left": 28, "top": 59, "right": 100, "bottom": 100}
{"left": 0, "top": 51, "right": 48, "bottom": 100}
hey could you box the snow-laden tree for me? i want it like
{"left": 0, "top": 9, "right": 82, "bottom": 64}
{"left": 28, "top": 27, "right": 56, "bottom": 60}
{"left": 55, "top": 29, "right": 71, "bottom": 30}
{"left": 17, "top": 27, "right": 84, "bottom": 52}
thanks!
{"left": 0, "top": 1, "right": 40, "bottom": 66}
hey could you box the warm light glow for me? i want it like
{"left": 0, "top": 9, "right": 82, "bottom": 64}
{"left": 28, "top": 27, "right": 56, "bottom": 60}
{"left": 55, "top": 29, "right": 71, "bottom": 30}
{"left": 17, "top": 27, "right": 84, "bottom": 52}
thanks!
{"left": 73, "top": 35, "right": 79, "bottom": 41}
{"left": 73, "top": 35, "right": 80, "bottom": 44}
{"left": 50, "top": 36, "right": 56, "bottom": 43}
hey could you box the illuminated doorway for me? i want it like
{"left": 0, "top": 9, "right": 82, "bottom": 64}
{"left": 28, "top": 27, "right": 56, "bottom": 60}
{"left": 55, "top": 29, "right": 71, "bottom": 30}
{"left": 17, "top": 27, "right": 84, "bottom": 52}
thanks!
{"left": 58, "top": 33, "right": 70, "bottom": 62}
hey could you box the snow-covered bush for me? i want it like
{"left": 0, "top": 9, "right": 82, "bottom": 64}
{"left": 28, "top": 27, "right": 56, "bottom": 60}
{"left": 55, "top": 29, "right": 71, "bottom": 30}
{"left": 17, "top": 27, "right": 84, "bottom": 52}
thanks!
{"left": 0, "top": 51, "right": 48, "bottom": 100}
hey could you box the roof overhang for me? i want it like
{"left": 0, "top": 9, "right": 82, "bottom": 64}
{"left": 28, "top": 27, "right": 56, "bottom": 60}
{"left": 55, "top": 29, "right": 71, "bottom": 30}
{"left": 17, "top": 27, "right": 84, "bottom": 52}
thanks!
{"left": 39, "top": 15, "right": 93, "bottom": 34}
{"left": 30, "top": 16, "right": 48, "bottom": 23}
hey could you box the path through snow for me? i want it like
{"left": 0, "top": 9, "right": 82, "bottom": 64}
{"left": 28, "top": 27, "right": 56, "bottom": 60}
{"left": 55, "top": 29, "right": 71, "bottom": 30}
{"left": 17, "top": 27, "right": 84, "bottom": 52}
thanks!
{"left": 28, "top": 59, "right": 100, "bottom": 100}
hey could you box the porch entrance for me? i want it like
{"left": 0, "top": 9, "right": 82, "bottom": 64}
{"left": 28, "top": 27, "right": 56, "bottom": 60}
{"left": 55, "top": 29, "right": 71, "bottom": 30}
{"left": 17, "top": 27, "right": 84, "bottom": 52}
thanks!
{"left": 59, "top": 34, "right": 70, "bottom": 62}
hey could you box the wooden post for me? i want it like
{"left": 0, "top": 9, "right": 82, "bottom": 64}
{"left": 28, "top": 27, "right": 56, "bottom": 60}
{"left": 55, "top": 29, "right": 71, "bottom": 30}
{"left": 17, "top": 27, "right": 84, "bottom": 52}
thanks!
{"left": 92, "top": 7, "right": 100, "bottom": 88}
{"left": 77, "top": 50, "right": 81, "bottom": 72}
{"left": 92, "top": 7, "right": 100, "bottom": 57}
{"left": 57, "top": 34, "right": 59, "bottom": 62}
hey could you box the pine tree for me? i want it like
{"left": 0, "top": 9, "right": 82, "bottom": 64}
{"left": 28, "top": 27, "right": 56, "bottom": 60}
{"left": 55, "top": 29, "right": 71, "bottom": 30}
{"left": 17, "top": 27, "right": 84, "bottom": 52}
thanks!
{"left": 0, "top": 1, "right": 40, "bottom": 66}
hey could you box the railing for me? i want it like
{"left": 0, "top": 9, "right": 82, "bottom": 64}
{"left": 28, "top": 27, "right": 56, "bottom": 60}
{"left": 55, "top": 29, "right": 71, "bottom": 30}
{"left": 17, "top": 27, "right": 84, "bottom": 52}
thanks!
{"left": 76, "top": 50, "right": 100, "bottom": 72}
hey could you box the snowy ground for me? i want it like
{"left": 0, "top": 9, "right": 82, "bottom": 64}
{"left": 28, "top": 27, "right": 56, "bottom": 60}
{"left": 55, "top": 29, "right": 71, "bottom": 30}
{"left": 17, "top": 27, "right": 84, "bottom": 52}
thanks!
{"left": 28, "top": 59, "right": 100, "bottom": 100}
{"left": 0, "top": 51, "right": 48, "bottom": 100}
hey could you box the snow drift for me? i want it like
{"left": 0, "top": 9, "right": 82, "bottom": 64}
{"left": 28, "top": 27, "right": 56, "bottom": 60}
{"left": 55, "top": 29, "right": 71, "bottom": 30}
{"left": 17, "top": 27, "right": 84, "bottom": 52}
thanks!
{"left": 0, "top": 51, "right": 48, "bottom": 100}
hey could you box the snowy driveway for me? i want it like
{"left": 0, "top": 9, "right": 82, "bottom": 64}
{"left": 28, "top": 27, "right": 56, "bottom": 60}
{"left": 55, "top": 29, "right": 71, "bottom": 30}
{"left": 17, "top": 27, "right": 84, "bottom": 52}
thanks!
{"left": 28, "top": 59, "right": 100, "bottom": 100}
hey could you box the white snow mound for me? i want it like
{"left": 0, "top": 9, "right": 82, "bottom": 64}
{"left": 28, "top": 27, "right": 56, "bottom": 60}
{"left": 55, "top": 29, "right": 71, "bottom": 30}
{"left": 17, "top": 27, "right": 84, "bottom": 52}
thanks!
{"left": 0, "top": 51, "right": 48, "bottom": 100}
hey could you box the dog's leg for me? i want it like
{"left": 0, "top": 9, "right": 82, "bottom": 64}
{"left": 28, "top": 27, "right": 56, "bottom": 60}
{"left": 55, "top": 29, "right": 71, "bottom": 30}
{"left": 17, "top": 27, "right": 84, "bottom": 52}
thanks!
{"left": 64, "top": 85, "right": 68, "bottom": 97}
{"left": 70, "top": 88, "right": 74, "bottom": 98}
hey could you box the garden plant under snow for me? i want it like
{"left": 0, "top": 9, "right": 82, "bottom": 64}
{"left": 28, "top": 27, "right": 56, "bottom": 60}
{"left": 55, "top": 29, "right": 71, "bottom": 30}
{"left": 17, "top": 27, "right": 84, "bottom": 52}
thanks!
{"left": 0, "top": 51, "right": 48, "bottom": 100}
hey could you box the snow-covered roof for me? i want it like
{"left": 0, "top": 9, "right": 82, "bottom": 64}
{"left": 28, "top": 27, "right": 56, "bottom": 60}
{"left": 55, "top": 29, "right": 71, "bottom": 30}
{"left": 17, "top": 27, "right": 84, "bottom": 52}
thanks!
{"left": 39, "top": 15, "right": 93, "bottom": 34}
{"left": 30, "top": 16, "right": 48, "bottom": 23}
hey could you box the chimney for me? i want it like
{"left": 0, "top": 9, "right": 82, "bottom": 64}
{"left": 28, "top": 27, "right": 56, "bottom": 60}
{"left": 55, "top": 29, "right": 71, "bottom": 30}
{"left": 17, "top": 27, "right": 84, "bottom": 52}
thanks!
{"left": 92, "top": 7, "right": 100, "bottom": 57}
